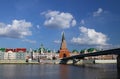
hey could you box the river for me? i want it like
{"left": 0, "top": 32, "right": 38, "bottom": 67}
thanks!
{"left": 0, "top": 64, "right": 118, "bottom": 79}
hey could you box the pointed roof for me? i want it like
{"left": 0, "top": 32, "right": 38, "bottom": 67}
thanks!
{"left": 62, "top": 32, "right": 65, "bottom": 42}
{"left": 60, "top": 32, "right": 67, "bottom": 50}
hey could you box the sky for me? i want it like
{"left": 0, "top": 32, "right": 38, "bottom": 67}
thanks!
{"left": 0, "top": 0, "right": 120, "bottom": 51}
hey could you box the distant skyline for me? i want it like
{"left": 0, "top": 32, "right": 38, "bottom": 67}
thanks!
{"left": 0, "top": 0, "right": 120, "bottom": 51}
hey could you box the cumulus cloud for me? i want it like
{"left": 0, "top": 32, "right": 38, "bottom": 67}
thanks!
{"left": 0, "top": 19, "right": 32, "bottom": 38}
{"left": 71, "top": 26, "right": 108, "bottom": 45}
{"left": 42, "top": 10, "right": 76, "bottom": 29}
{"left": 93, "top": 8, "right": 103, "bottom": 17}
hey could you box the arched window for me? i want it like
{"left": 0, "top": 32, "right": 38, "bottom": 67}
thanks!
{"left": 63, "top": 53, "right": 67, "bottom": 58}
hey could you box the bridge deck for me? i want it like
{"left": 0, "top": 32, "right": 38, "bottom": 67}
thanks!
{"left": 62, "top": 48, "right": 120, "bottom": 61}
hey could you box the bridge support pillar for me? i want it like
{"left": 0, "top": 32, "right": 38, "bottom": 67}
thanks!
{"left": 117, "top": 55, "right": 120, "bottom": 78}
{"left": 73, "top": 59, "right": 76, "bottom": 65}
{"left": 72, "top": 59, "right": 81, "bottom": 65}
{"left": 60, "top": 60, "right": 68, "bottom": 64}
{"left": 117, "top": 55, "right": 120, "bottom": 69}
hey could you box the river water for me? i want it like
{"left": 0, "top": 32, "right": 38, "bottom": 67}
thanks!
{"left": 0, "top": 64, "right": 118, "bottom": 79}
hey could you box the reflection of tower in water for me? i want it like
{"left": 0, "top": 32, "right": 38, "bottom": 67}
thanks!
{"left": 59, "top": 32, "right": 70, "bottom": 58}
{"left": 59, "top": 65, "right": 69, "bottom": 79}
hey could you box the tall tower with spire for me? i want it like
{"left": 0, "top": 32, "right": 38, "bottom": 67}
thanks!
{"left": 59, "top": 32, "right": 70, "bottom": 58}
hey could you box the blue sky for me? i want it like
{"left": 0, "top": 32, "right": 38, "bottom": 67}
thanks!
{"left": 0, "top": 0, "right": 120, "bottom": 51}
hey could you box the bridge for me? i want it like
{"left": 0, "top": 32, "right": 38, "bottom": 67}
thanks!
{"left": 60, "top": 48, "right": 120, "bottom": 69}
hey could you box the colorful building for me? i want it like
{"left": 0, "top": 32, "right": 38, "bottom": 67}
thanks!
{"left": 0, "top": 48, "right": 26, "bottom": 60}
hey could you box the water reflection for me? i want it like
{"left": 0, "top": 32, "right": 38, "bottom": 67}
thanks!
{"left": 0, "top": 64, "right": 118, "bottom": 79}
{"left": 117, "top": 68, "right": 120, "bottom": 79}
{"left": 59, "top": 65, "right": 69, "bottom": 79}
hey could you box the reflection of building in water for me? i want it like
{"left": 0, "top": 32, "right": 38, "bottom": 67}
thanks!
{"left": 59, "top": 32, "right": 70, "bottom": 58}
{"left": 60, "top": 65, "right": 69, "bottom": 79}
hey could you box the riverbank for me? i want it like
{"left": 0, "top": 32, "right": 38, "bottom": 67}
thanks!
{"left": 0, "top": 60, "right": 39, "bottom": 64}
{"left": 0, "top": 59, "right": 117, "bottom": 64}
{"left": 95, "top": 59, "right": 116, "bottom": 63}
{"left": 0, "top": 59, "right": 61, "bottom": 64}
{"left": 61, "top": 59, "right": 117, "bottom": 65}
{"left": 79, "top": 59, "right": 117, "bottom": 64}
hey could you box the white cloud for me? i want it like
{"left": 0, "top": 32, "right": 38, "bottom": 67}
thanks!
{"left": 0, "top": 19, "right": 32, "bottom": 38}
{"left": 71, "top": 20, "right": 76, "bottom": 26}
{"left": 71, "top": 26, "right": 108, "bottom": 45}
{"left": 54, "top": 40, "right": 61, "bottom": 44}
{"left": 42, "top": 10, "right": 76, "bottom": 29}
{"left": 22, "top": 39, "right": 36, "bottom": 44}
{"left": 93, "top": 8, "right": 103, "bottom": 17}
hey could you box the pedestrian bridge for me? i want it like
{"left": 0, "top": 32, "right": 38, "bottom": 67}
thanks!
{"left": 60, "top": 48, "right": 120, "bottom": 68}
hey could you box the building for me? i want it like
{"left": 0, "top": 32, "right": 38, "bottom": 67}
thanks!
{"left": 39, "top": 44, "right": 46, "bottom": 54}
{"left": 80, "top": 48, "right": 117, "bottom": 60}
{"left": 4, "top": 51, "right": 16, "bottom": 60}
{"left": 0, "top": 48, "right": 5, "bottom": 59}
{"left": 59, "top": 32, "right": 70, "bottom": 58}
{"left": 15, "top": 48, "right": 26, "bottom": 52}
{"left": 0, "top": 48, "right": 26, "bottom": 60}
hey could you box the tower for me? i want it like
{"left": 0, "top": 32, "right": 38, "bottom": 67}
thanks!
{"left": 59, "top": 32, "right": 70, "bottom": 58}
{"left": 39, "top": 44, "right": 45, "bottom": 54}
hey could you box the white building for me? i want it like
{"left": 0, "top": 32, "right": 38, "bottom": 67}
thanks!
{"left": 4, "top": 51, "right": 16, "bottom": 60}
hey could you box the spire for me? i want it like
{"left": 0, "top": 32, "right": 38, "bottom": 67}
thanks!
{"left": 60, "top": 32, "right": 67, "bottom": 50}
{"left": 62, "top": 32, "right": 65, "bottom": 42}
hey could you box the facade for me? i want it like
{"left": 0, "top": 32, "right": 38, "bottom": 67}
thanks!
{"left": 4, "top": 51, "right": 16, "bottom": 60}
{"left": 16, "top": 52, "right": 26, "bottom": 60}
{"left": 0, "top": 48, "right": 26, "bottom": 60}
{"left": 0, "top": 51, "right": 4, "bottom": 59}
{"left": 59, "top": 32, "right": 70, "bottom": 58}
